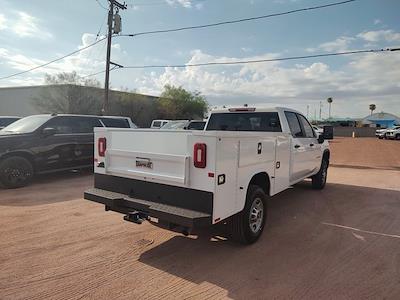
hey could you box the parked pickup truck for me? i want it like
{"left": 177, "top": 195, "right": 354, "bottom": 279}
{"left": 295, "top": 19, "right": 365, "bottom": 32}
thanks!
{"left": 84, "top": 107, "right": 331, "bottom": 244}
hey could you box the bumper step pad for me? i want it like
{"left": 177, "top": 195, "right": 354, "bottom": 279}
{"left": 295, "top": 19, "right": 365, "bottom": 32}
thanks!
{"left": 84, "top": 188, "right": 212, "bottom": 228}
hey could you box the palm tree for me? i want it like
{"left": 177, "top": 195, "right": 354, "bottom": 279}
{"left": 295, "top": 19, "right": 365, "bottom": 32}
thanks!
{"left": 327, "top": 97, "right": 333, "bottom": 119}
{"left": 369, "top": 104, "right": 376, "bottom": 115}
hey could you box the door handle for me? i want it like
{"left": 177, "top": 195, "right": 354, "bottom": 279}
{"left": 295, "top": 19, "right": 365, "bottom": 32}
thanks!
{"left": 309, "top": 143, "right": 314, "bottom": 147}
{"left": 294, "top": 144, "right": 300, "bottom": 149}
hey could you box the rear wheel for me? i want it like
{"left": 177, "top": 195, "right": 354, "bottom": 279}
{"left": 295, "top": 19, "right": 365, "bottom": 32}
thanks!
{"left": 229, "top": 185, "right": 267, "bottom": 244}
{"left": 0, "top": 156, "right": 34, "bottom": 188}
{"left": 312, "top": 158, "right": 328, "bottom": 190}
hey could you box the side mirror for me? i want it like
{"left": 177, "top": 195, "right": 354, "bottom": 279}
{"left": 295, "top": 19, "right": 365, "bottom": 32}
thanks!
{"left": 317, "top": 134, "right": 325, "bottom": 144}
{"left": 322, "top": 125, "right": 334, "bottom": 140}
{"left": 42, "top": 127, "right": 56, "bottom": 137}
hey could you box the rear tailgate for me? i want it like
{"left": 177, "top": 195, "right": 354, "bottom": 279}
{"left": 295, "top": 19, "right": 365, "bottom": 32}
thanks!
{"left": 95, "top": 128, "right": 192, "bottom": 185}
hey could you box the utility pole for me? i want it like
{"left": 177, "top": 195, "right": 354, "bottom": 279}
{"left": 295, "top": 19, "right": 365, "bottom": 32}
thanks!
{"left": 103, "top": 0, "right": 127, "bottom": 114}
{"left": 307, "top": 105, "right": 310, "bottom": 119}
{"left": 319, "top": 101, "right": 322, "bottom": 120}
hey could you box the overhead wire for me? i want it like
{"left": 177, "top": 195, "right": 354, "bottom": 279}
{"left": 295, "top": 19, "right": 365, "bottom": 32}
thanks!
{"left": 121, "top": 0, "right": 357, "bottom": 37}
{"left": 82, "top": 48, "right": 400, "bottom": 77}
{"left": 0, "top": 37, "right": 107, "bottom": 81}
{"left": 0, "top": 0, "right": 363, "bottom": 81}
{"left": 95, "top": 0, "right": 108, "bottom": 10}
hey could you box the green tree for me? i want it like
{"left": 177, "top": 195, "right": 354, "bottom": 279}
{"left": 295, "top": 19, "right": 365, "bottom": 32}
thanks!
{"left": 32, "top": 71, "right": 102, "bottom": 114}
{"left": 158, "top": 85, "right": 208, "bottom": 120}
{"left": 369, "top": 103, "right": 376, "bottom": 115}
{"left": 110, "top": 91, "right": 159, "bottom": 127}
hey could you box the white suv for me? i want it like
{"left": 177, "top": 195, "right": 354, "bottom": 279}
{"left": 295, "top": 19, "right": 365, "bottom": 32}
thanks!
{"left": 386, "top": 126, "right": 400, "bottom": 140}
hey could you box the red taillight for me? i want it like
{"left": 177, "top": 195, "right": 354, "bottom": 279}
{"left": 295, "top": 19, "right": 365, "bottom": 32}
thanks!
{"left": 193, "top": 143, "right": 206, "bottom": 168}
{"left": 98, "top": 137, "right": 107, "bottom": 157}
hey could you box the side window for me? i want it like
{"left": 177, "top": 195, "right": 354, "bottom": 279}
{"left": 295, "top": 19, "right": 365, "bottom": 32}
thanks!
{"left": 297, "top": 114, "right": 315, "bottom": 138}
{"left": 285, "top": 112, "right": 303, "bottom": 138}
{"left": 152, "top": 121, "right": 161, "bottom": 128}
{"left": 45, "top": 117, "right": 74, "bottom": 134}
{"left": 101, "top": 118, "right": 129, "bottom": 128}
{"left": 206, "top": 112, "right": 281, "bottom": 132}
{"left": 74, "top": 117, "right": 102, "bottom": 133}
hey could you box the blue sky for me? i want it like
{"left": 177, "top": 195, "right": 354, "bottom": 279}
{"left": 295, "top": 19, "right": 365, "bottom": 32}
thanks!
{"left": 0, "top": 0, "right": 399, "bottom": 118}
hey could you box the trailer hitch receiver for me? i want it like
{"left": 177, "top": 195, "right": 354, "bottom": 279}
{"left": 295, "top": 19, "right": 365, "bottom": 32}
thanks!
{"left": 123, "top": 211, "right": 148, "bottom": 224}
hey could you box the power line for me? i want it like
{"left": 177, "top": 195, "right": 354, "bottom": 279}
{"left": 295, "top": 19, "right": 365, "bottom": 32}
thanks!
{"left": 95, "top": 0, "right": 108, "bottom": 10}
{"left": 0, "top": 0, "right": 358, "bottom": 81}
{"left": 82, "top": 47, "right": 400, "bottom": 77}
{"left": 118, "top": 48, "right": 400, "bottom": 69}
{"left": 0, "top": 37, "right": 107, "bottom": 81}
{"left": 121, "top": 0, "right": 357, "bottom": 37}
{"left": 82, "top": 65, "right": 119, "bottom": 78}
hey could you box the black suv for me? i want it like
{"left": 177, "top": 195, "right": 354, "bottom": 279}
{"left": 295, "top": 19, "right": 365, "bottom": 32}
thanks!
{"left": 0, "top": 114, "right": 135, "bottom": 188}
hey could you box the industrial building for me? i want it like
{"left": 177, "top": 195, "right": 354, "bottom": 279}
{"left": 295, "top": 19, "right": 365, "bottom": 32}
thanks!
{"left": 361, "top": 112, "right": 400, "bottom": 128}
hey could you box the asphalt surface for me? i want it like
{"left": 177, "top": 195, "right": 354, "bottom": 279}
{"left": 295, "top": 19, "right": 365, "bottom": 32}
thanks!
{"left": 0, "top": 138, "right": 399, "bottom": 299}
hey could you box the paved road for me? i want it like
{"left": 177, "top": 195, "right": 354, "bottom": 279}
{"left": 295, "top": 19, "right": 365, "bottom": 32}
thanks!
{"left": 1, "top": 166, "right": 399, "bottom": 299}
{"left": 329, "top": 137, "right": 400, "bottom": 170}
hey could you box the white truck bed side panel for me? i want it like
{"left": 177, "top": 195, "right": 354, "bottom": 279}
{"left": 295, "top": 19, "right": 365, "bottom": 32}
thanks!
{"left": 238, "top": 137, "right": 276, "bottom": 168}
{"left": 213, "top": 137, "right": 240, "bottom": 223}
{"left": 235, "top": 137, "right": 277, "bottom": 212}
{"left": 186, "top": 135, "right": 217, "bottom": 192}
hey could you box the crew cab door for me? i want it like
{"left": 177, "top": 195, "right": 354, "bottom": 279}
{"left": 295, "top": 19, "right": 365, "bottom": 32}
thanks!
{"left": 296, "top": 114, "right": 321, "bottom": 172}
{"left": 73, "top": 117, "right": 103, "bottom": 167}
{"left": 36, "top": 116, "right": 78, "bottom": 171}
{"left": 285, "top": 111, "right": 318, "bottom": 183}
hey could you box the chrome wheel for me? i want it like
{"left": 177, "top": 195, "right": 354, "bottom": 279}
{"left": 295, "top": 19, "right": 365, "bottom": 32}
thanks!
{"left": 249, "top": 197, "right": 264, "bottom": 234}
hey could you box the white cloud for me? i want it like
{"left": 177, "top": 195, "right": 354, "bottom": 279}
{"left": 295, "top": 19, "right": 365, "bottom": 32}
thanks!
{"left": 0, "top": 33, "right": 124, "bottom": 86}
{"left": 132, "top": 48, "right": 400, "bottom": 117}
{"left": 307, "top": 36, "right": 354, "bottom": 52}
{"left": 165, "top": 0, "right": 202, "bottom": 9}
{"left": 13, "top": 11, "right": 52, "bottom": 39}
{"left": 357, "top": 30, "right": 400, "bottom": 43}
{"left": 0, "top": 11, "right": 52, "bottom": 39}
{"left": 0, "top": 14, "right": 7, "bottom": 30}
{"left": 374, "top": 19, "right": 382, "bottom": 25}
{"left": 241, "top": 47, "right": 253, "bottom": 53}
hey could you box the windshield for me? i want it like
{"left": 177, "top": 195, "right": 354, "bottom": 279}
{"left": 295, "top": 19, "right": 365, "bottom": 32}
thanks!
{"left": 161, "top": 121, "right": 188, "bottom": 129}
{"left": 2, "top": 115, "right": 52, "bottom": 133}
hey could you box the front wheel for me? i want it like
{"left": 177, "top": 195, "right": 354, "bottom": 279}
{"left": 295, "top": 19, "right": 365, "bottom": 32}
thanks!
{"left": 312, "top": 158, "right": 328, "bottom": 190}
{"left": 229, "top": 185, "right": 267, "bottom": 244}
{"left": 0, "top": 156, "right": 34, "bottom": 188}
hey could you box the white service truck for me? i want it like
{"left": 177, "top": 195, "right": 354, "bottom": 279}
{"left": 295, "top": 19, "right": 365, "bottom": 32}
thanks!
{"left": 84, "top": 107, "right": 331, "bottom": 244}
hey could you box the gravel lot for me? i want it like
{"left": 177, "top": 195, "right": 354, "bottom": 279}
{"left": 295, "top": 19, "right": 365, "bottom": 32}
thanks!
{"left": 0, "top": 138, "right": 399, "bottom": 299}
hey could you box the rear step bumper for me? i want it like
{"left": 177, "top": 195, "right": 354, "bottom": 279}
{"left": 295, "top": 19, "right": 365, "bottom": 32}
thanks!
{"left": 84, "top": 188, "right": 212, "bottom": 228}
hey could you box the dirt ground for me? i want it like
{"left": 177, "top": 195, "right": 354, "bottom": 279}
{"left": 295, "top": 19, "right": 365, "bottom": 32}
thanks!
{"left": 1, "top": 138, "right": 400, "bottom": 299}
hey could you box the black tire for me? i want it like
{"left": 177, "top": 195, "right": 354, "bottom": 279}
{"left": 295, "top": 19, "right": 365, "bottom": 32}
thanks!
{"left": 0, "top": 156, "right": 34, "bottom": 188}
{"left": 228, "top": 185, "right": 267, "bottom": 244}
{"left": 312, "top": 158, "right": 328, "bottom": 190}
{"left": 396, "top": 134, "right": 400, "bottom": 140}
